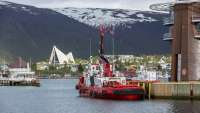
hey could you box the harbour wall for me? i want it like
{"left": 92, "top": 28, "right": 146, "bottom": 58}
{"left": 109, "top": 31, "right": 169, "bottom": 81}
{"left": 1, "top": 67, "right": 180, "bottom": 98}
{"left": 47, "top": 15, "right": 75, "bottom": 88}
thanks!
{"left": 150, "top": 82, "right": 200, "bottom": 99}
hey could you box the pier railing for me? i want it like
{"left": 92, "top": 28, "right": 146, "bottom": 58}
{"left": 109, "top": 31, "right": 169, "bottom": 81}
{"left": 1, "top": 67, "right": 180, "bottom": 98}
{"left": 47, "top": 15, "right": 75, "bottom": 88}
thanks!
{"left": 163, "top": 17, "right": 174, "bottom": 26}
{"left": 163, "top": 33, "right": 173, "bottom": 41}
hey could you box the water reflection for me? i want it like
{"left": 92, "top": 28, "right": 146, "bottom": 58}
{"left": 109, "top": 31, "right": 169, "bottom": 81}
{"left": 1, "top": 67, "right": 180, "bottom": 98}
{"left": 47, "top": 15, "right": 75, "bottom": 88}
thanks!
{"left": 170, "top": 100, "right": 200, "bottom": 113}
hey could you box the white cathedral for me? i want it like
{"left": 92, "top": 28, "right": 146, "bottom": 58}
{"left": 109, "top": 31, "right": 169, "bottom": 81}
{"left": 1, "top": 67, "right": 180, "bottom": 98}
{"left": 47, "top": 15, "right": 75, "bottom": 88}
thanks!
{"left": 49, "top": 45, "right": 75, "bottom": 65}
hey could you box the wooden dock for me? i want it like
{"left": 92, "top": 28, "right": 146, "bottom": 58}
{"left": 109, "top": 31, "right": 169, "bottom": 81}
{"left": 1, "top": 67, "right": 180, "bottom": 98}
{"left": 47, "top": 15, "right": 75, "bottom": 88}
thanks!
{"left": 0, "top": 78, "right": 40, "bottom": 87}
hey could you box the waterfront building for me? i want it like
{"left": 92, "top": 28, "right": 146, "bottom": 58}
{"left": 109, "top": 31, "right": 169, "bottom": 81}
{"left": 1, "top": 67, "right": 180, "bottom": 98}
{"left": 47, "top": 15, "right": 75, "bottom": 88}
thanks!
{"left": 105, "top": 55, "right": 144, "bottom": 63}
{"left": 158, "top": 57, "right": 171, "bottom": 70}
{"left": 151, "top": 0, "right": 200, "bottom": 81}
{"left": 36, "top": 61, "right": 49, "bottom": 71}
{"left": 136, "top": 65, "right": 170, "bottom": 82}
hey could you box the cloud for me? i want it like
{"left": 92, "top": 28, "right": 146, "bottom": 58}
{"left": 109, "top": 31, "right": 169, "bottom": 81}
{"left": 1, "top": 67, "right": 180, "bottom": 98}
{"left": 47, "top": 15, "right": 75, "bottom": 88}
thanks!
{"left": 5, "top": 0, "right": 172, "bottom": 10}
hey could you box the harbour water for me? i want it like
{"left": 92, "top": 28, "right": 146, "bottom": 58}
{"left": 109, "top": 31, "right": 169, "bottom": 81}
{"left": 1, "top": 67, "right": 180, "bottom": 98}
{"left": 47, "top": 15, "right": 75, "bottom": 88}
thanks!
{"left": 0, "top": 79, "right": 200, "bottom": 113}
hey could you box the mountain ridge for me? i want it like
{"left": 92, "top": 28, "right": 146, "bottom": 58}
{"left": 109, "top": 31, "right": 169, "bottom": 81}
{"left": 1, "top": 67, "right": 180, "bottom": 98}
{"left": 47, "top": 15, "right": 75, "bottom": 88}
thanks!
{"left": 0, "top": 1, "right": 171, "bottom": 61}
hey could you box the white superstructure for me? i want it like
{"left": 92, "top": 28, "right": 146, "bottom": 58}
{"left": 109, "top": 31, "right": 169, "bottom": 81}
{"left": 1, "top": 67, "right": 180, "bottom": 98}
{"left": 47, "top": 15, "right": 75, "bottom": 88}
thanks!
{"left": 8, "top": 63, "right": 36, "bottom": 82}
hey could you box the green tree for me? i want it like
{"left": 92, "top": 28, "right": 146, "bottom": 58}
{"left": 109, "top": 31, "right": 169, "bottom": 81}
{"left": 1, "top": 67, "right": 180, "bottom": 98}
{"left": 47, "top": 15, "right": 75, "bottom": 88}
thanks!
{"left": 49, "top": 65, "right": 56, "bottom": 74}
{"left": 78, "top": 64, "right": 84, "bottom": 73}
{"left": 31, "top": 63, "right": 37, "bottom": 71}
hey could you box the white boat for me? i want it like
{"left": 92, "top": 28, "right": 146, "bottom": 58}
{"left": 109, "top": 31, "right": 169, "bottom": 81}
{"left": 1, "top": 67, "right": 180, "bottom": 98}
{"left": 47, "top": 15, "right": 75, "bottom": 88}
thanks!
{"left": 7, "top": 58, "right": 38, "bottom": 82}
{"left": 9, "top": 62, "right": 37, "bottom": 82}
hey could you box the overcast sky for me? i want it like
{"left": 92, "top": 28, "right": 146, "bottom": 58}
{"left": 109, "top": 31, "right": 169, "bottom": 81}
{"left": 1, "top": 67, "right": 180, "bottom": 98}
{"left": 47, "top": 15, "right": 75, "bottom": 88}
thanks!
{"left": 5, "top": 0, "right": 173, "bottom": 10}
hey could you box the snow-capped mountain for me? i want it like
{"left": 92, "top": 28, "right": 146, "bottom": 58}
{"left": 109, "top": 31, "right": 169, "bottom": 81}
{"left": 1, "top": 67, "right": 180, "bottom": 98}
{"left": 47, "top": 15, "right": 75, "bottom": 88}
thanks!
{"left": 0, "top": 1, "right": 162, "bottom": 28}
{"left": 0, "top": 1, "right": 8, "bottom": 5}
{"left": 54, "top": 8, "right": 158, "bottom": 27}
{"left": 0, "top": 1, "right": 39, "bottom": 15}
{"left": 0, "top": 1, "right": 170, "bottom": 61}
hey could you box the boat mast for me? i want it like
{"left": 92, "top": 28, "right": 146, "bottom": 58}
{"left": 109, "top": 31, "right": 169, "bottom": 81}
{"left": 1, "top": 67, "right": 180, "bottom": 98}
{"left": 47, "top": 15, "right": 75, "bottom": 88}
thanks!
{"left": 20, "top": 57, "right": 22, "bottom": 72}
{"left": 29, "top": 58, "right": 32, "bottom": 72}
{"left": 89, "top": 38, "right": 92, "bottom": 64}
{"left": 112, "top": 32, "right": 115, "bottom": 74}
{"left": 99, "top": 25, "right": 112, "bottom": 77}
{"left": 3, "top": 56, "right": 5, "bottom": 74}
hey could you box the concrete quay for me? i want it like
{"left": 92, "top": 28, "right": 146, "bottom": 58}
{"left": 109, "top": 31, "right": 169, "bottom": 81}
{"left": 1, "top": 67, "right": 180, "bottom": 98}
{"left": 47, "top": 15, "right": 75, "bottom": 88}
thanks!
{"left": 150, "top": 82, "right": 200, "bottom": 99}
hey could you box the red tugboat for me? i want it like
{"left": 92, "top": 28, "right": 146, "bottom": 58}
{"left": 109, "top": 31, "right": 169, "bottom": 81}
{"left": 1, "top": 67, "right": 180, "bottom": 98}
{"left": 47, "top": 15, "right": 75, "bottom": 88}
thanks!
{"left": 76, "top": 26, "right": 145, "bottom": 100}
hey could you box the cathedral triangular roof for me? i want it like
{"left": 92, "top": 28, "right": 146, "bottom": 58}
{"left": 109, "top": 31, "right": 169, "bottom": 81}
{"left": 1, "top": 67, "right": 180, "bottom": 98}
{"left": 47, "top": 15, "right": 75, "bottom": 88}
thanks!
{"left": 49, "top": 46, "right": 75, "bottom": 64}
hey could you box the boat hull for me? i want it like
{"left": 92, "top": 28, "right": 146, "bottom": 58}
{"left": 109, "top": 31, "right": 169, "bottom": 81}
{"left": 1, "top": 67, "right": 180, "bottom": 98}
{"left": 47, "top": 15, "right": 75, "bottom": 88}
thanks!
{"left": 97, "top": 94, "right": 143, "bottom": 100}
{"left": 78, "top": 86, "right": 145, "bottom": 100}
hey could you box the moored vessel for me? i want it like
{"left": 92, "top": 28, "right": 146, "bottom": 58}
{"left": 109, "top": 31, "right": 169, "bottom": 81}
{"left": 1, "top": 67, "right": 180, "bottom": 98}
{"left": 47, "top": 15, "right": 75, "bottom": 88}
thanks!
{"left": 76, "top": 26, "right": 145, "bottom": 100}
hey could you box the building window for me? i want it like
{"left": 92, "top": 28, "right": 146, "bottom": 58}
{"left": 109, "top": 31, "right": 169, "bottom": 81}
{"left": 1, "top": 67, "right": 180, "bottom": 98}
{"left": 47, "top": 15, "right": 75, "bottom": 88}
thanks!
{"left": 196, "top": 23, "right": 200, "bottom": 32}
